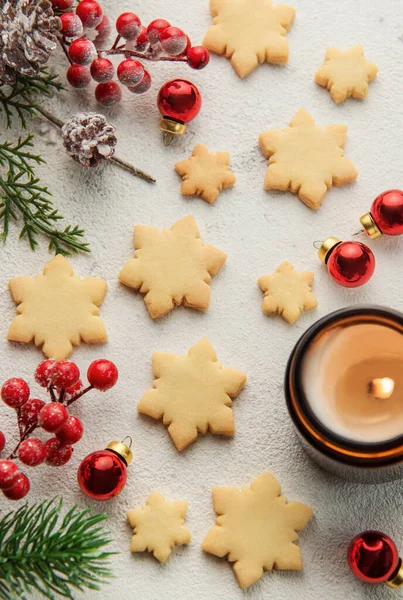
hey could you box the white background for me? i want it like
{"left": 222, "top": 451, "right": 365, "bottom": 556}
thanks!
{"left": 2, "top": 1, "right": 403, "bottom": 599}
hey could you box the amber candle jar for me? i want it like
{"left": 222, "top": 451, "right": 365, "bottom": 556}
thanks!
{"left": 285, "top": 306, "right": 403, "bottom": 483}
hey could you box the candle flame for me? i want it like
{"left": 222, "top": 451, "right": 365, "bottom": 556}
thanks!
{"left": 368, "top": 377, "right": 395, "bottom": 400}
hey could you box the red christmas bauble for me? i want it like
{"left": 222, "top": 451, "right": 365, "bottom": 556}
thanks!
{"left": 157, "top": 79, "right": 201, "bottom": 124}
{"left": 327, "top": 241, "right": 375, "bottom": 287}
{"left": 77, "top": 449, "right": 127, "bottom": 500}
{"left": 348, "top": 531, "right": 399, "bottom": 583}
{"left": 371, "top": 189, "right": 403, "bottom": 236}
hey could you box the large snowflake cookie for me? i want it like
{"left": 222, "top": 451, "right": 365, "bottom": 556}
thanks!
{"left": 7, "top": 255, "right": 107, "bottom": 359}
{"left": 118, "top": 216, "right": 227, "bottom": 319}
{"left": 258, "top": 261, "right": 317, "bottom": 324}
{"left": 138, "top": 338, "right": 247, "bottom": 451}
{"left": 127, "top": 491, "right": 191, "bottom": 563}
{"left": 203, "top": 0, "right": 295, "bottom": 78}
{"left": 202, "top": 472, "right": 313, "bottom": 589}
{"left": 315, "top": 46, "right": 378, "bottom": 104}
{"left": 175, "top": 144, "right": 236, "bottom": 204}
{"left": 259, "top": 109, "right": 358, "bottom": 209}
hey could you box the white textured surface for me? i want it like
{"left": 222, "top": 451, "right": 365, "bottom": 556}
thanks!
{"left": 2, "top": 1, "right": 403, "bottom": 599}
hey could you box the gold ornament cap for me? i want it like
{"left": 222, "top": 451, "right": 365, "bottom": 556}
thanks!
{"left": 386, "top": 560, "right": 403, "bottom": 589}
{"left": 317, "top": 237, "right": 342, "bottom": 263}
{"left": 159, "top": 118, "right": 186, "bottom": 136}
{"left": 106, "top": 439, "right": 133, "bottom": 466}
{"left": 360, "top": 212, "right": 382, "bottom": 239}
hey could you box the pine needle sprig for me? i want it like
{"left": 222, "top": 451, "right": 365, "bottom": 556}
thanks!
{"left": 0, "top": 498, "right": 116, "bottom": 600}
{"left": 0, "top": 134, "right": 90, "bottom": 255}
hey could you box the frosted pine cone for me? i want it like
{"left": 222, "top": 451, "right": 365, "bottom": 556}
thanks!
{"left": 62, "top": 113, "right": 118, "bottom": 168}
{"left": 0, "top": 0, "right": 61, "bottom": 85}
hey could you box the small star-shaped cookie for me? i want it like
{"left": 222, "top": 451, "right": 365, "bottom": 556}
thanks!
{"left": 138, "top": 338, "right": 247, "bottom": 451}
{"left": 7, "top": 255, "right": 107, "bottom": 359}
{"left": 202, "top": 472, "right": 313, "bottom": 589}
{"left": 127, "top": 491, "right": 191, "bottom": 563}
{"left": 175, "top": 144, "right": 236, "bottom": 204}
{"left": 118, "top": 216, "right": 227, "bottom": 319}
{"left": 203, "top": 0, "right": 295, "bottom": 78}
{"left": 259, "top": 109, "right": 358, "bottom": 209}
{"left": 258, "top": 261, "right": 317, "bottom": 324}
{"left": 315, "top": 45, "right": 378, "bottom": 104}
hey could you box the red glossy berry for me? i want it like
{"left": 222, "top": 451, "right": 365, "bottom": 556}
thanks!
{"left": 45, "top": 438, "right": 73, "bottom": 466}
{"left": 3, "top": 473, "right": 30, "bottom": 500}
{"left": 128, "top": 70, "right": 151, "bottom": 94}
{"left": 0, "top": 432, "right": 5, "bottom": 453}
{"left": 66, "top": 64, "right": 91, "bottom": 88}
{"left": 94, "top": 15, "right": 112, "bottom": 46}
{"left": 35, "top": 359, "right": 56, "bottom": 388}
{"left": 116, "top": 12, "right": 141, "bottom": 40}
{"left": 20, "top": 399, "right": 46, "bottom": 427}
{"left": 147, "top": 19, "right": 170, "bottom": 45}
{"left": 1, "top": 378, "right": 30, "bottom": 409}
{"left": 68, "top": 38, "right": 97, "bottom": 65}
{"left": 135, "top": 25, "right": 149, "bottom": 51}
{"left": 181, "top": 35, "right": 192, "bottom": 56}
{"left": 157, "top": 79, "right": 201, "bottom": 124}
{"left": 63, "top": 379, "right": 83, "bottom": 402}
{"left": 87, "top": 359, "right": 118, "bottom": 391}
{"left": 56, "top": 416, "right": 84, "bottom": 445}
{"left": 160, "top": 26, "right": 187, "bottom": 56}
{"left": 187, "top": 46, "right": 210, "bottom": 70}
{"left": 51, "top": 361, "right": 80, "bottom": 390}
{"left": 117, "top": 59, "right": 144, "bottom": 87}
{"left": 95, "top": 81, "right": 122, "bottom": 106}
{"left": 52, "top": 0, "right": 74, "bottom": 9}
{"left": 76, "top": 0, "right": 103, "bottom": 29}
{"left": 38, "top": 403, "right": 69, "bottom": 433}
{"left": 18, "top": 438, "right": 47, "bottom": 467}
{"left": 0, "top": 460, "right": 20, "bottom": 490}
{"left": 348, "top": 531, "right": 399, "bottom": 583}
{"left": 90, "top": 57, "right": 114, "bottom": 82}
{"left": 60, "top": 12, "right": 83, "bottom": 38}
{"left": 327, "top": 241, "right": 375, "bottom": 288}
{"left": 370, "top": 189, "right": 403, "bottom": 236}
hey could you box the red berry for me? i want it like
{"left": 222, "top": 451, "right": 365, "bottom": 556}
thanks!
{"left": 95, "top": 81, "right": 122, "bottom": 106}
{"left": 45, "top": 438, "right": 73, "bottom": 466}
{"left": 90, "top": 57, "right": 114, "bottom": 82}
{"left": 68, "top": 38, "right": 97, "bottom": 65}
{"left": 60, "top": 12, "right": 83, "bottom": 37}
{"left": 63, "top": 379, "right": 83, "bottom": 402}
{"left": 128, "top": 70, "right": 151, "bottom": 94}
{"left": 181, "top": 35, "right": 192, "bottom": 56}
{"left": 117, "top": 59, "right": 144, "bottom": 87}
{"left": 116, "top": 12, "right": 141, "bottom": 40}
{"left": 187, "top": 46, "right": 210, "bottom": 70}
{"left": 1, "top": 378, "right": 30, "bottom": 409}
{"left": 51, "top": 361, "right": 80, "bottom": 390}
{"left": 52, "top": 0, "right": 74, "bottom": 9}
{"left": 0, "top": 460, "right": 20, "bottom": 490}
{"left": 160, "top": 27, "right": 187, "bottom": 56}
{"left": 76, "top": 0, "right": 103, "bottom": 29}
{"left": 18, "top": 438, "right": 47, "bottom": 467}
{"left": 134, "top": 25, "right": 149, "bottom": 51}
{"left": 20, "top": 399, "right": 46, "bottom": 427}
{"left": 87, "top": 359, "right": 118, "bottom": 391}
{"left": 147, "top": 19, "right": 170, "bottom": 45}
{"left": 0, "top": 432, "right": 5, "bottom": 453}
{"left": 3, "top": 473, "right": 30, "bottom": 500}
{"left": 38, "top": 403, "right": 69, "bottom": 433}
{"left": 35, "top": 360, "right": 56, "bottom": 388}
{"left": 56, "top": 416, "right": 83, "bottom": 445}
{"left": 95, "top": 15, "right": 111, "bottom": 41}
{"left": 66, "top": 64, "right": 91, "bottom": 88}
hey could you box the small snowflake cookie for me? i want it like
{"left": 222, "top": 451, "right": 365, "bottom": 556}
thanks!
{"left": 203, "top": 0, "right": 295, "bottom": 78}
{"left": 175, "top": 144, "right": 236, "bottom": 204}
{"left": 258, "top": 261, "right": 317, "bottom": 324}
{"left": 202, "top": 472, "right": 313, "bottom": 589}
{"left": 138, "top": 339, "right": 247, "bottom": 451}
{"left": 7, "top": 255, "right": 107, "bottom": 359}
{"left": 259, "top": 109, "right": 358, "bottom": 209}
{"left": 315, "top": 46, "right": 378, "bottom": 104}
{"left": 118, "top": 216, "right": 227, "bottom": 319}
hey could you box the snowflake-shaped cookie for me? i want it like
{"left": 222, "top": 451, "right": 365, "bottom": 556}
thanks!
{"left": 175, "top": 144, "right": 236, "bottom": 204}
{"left": 118, "top": 216, "right": 227, "bottom": 319}
{"left": 315, "top": 46, "right": 378, "bottom": 104}
{"left": 202, "top": 472, "right": 313, "bottom": 589}
{"left": 138, "top": 338, "right": 247, "bottom": 451}
{"left": 258, "top": 261, "right": 317, "bottom": 324}
{"left": 203, "top": 0, "right": 295, "bottom": 78}
{"left": 7, "top": 255, "right": 107, "bottom": 359}
{"left": 127, "top": 491, "right": 191, "bottom": 563}
{"left": 259, "top": 109, "right": 358, "bottom": 209}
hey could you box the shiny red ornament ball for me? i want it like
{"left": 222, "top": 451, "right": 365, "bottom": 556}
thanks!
{"left": 1, "top": 378, "right": 30, "bottom": 408}
{"left": 147, "top": 19, "right": 170, "bottom": 44}
{"left": 38, "top": 403, "right": 69, "bottom": 433}
{"left": 66, "top": 64, "right": 91, "bottom": 88}
{"left": 95, "top": 81, "right": 122, "bottom": 106}
{"left": 0, "top": 460, "right": 20, "bottom": 490}
{"left": 18, "top": 438, "right": 47, "bottom": 466}
{"left": 59, "top": 12, "right": 83, "bottom": 38}
{"left": 45, "top": 438, "right": 73, "bottom": 466}
{"left": 348, "top": 531, "right": 399, "bottom": 583}
{"left": 371, "top": 189, "right": 403, "bottom": 236}
{"left": 157, "top": 79, "right": 201, "bottom": 124}
{"left": 187, "top": 46, "right": 210, "bottom": 70}
{"left": 3, "top": 472, "right": 30, "bottom": 500}
{"left": 0, "top": 432, "right": 5, "bottom": 453}
{"left": 87, "top": 359, "right": 118, "bottom": 391}
{"left": 327, "top": 241, "right": 375, "bottom": 287}
{"left": 116, "top": 12, "right": 141, "bottom": 40}
{"left": 77, "top": 449, "right": 127, "bottom": 500}
{"left": 76, "top": 0, "right": 103, "bottom": 29}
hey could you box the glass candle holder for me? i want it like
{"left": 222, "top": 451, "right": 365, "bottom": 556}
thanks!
{"left": 285, "top": 306, "right": 403, "bottom": 483}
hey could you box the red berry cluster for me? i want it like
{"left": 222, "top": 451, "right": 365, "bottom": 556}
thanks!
{"left": 0, "top": 358, "right": 118, "bottom": 500}
{"left": 52, "top": 0, "right": 209, "bottom": 107}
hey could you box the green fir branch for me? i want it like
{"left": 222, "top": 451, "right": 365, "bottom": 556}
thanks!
{"left": 0, "top": 498, "right": 116, "bottom": 600}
